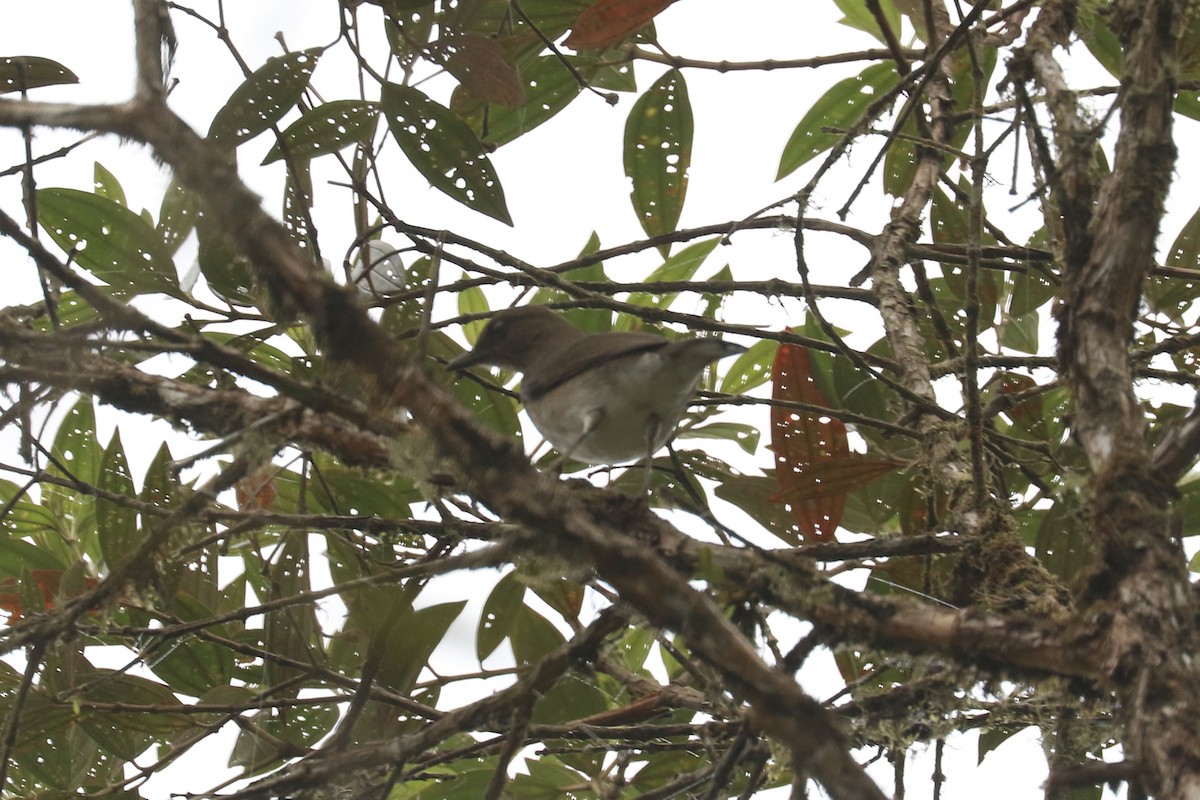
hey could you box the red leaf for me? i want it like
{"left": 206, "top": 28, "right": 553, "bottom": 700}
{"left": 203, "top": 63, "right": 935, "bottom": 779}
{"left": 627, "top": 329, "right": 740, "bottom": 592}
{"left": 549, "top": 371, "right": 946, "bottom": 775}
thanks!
{"left": 564, "top": 0, "right": 679, "bottom": 50}
{"left": 770, "top": 341, "right": 898, "bottom": 542}
{"left": 236, "top": 470, "right": 278, "bottom": 511}
{"left": 0, "top": 569, "right": 99, "bottom": 620}
{"left": 993, "top": 372, "right": 1041, "bottom": 424}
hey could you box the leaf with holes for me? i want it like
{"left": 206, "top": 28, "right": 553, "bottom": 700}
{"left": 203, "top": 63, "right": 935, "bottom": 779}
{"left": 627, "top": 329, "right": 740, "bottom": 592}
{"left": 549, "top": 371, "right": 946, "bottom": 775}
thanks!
{"left": 207, "top": 48, "right": 323, "bottom": 145}
{"left": 564, "top": 0, "right": 677, "bottom": 49}
{"left": 477, "top": 571, "right": 525, "bottom": 661}
{"left": 770, "top": 341, "right": 898, "bottom": 542}
{"left": 1147, "top": 202, "right": 1200, "bottom": 321}
{"left": 96, "top": 432, "right": 138, "bottom": 571}
{"left": 282, "top": 159, "right": 316, "bottom": 253}
{"left": 452, "top": 55, "right": 619, "bottom": 146}
{"left": 437, "top": 33, "right": 526, "bottom": 106}
{"left": 262, "top": 100, "right": 379, "bottom": 164}
{"left": 0, "top": 56, "right": 77, "bottom": 94}
{"left": 720, "top": 339, "right": 778, "bottom": 395}
{"left": 1035, "top": 498, "right": 1091, "bottom": 581}
{"left": 624, "top": 68, "right": 691, "bottom": 251}
{"left": 467, "top": 0, "right": 592, "bottom": 42}
{"left": 92, "top": 162, "right": 127, "bottom": 207}
{"left": 37, "top": 188, "right": 180, "bottom": 296}
{"left": 778, "top": 62, "right": 899, "bottom": 180}
{"left": 381, "top": 82, "right": 512, "bottom": 224}
{"left": 157, "top": 178, "right": 196, "bottom": 255}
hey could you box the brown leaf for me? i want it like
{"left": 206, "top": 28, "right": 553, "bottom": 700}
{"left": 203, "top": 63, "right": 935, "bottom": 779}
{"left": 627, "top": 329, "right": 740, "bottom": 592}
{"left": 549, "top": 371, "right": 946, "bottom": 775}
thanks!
{"left": 0, "top": 569, "right": 99, "bottom": 620}
{"left": 769, "top": 341, "right": 898, "bottom": 542}
{"left": 571, "top": 692, "right": 665, "bottom": 725}
{"left": 993, "top": 371, "right": 1041, "bottom": 424}
{"left": 438, "top": 34, "right": 527, "bottom": 106}
{"left": 564, "top": 0, "right": 678, "bottom": 50}
{"left": 236, "top": 470, "right": 278, "bottom": 511}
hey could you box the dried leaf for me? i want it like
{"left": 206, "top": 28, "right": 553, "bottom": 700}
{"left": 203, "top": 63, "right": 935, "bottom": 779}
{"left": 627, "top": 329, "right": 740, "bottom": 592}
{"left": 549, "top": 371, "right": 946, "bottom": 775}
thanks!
{"left": 564, "top": 0, "right": 677, "bottom": 50}
{"left": 438, "top": 33, "right": 527, "bottom": 106}
{"left": 770, "top": 341, "right": 898, "bottom": 541}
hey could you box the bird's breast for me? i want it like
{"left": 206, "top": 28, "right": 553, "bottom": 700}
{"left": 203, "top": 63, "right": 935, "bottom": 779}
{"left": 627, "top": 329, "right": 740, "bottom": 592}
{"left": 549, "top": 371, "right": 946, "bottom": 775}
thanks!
{"left": 523, "top": 351, "right": 703, "bottom": 464}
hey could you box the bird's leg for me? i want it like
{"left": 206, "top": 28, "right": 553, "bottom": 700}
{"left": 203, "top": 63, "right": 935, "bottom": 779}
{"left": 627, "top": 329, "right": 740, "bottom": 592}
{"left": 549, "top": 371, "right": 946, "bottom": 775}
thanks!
{"left": 642, "top": 413, "right": 665, "bottom": 493}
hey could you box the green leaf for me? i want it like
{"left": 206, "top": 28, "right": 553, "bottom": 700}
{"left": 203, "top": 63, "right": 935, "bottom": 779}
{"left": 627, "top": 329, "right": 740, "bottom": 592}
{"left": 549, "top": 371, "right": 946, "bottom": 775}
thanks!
{"left": 624, "top": 68, "right": 692, "bottom": 251}
{"left": 621, "top": 237, "right": 718, "bottom": 312}
{"left": 429, "top": 332, "right": 523, "bottom": 439}
{"left": 262, "top": 100, "right": 379, "bottom": 164}
{"left": 454, "top": 55, "right": 630, "bottom": 147}
{"left": 882, "top": 114, "right": 921, "bottom": 196}
{"left": 715, "top": 474, "right": 805, "bottom": 546}
{"left": 465, "top": 0, "right": 591, "bottom": 42}
{"left": 1076, "top": 0, "right": 1121, "bottom": 80}
{"left": 0, "top": 488, "right": 66, "bottom": 578}
{"left": 720, "top": 339, "right": 778, "bottom": 395}
{"left": 884, "top": 48, "right": 993, "bottom": 195}
{"left": 77, "top": 672, "right": 187, "bottom": 759}
{"left": 377, "top": 601, "right": 468, "bottom": 693}
{"left": 198, "top": 330, "right": 299, "bottom": 375}
{"left": 1007, "top": 267, "right": 1056, "bottom": 319}
{"left": 284, "top": 462, "right": 418, "bottom": 518}
{"left": 231, "top": 703, "right": 340, "bottom": 773}
{"left": 156, "top": 178, "right": 196, "bottom": 255}
{"left": 1000, "top": 310, "right": 1040, "bottom": 353}
{"left": 45, "top": 397, "right": 101, "bottom": 552}
{"left": 978, "top": 725, "right": 1029, "bottom": 764}
{"left": 0, "top": 56, "right": 78, "bottom": 94}
{"left": 208, "top": 48, "right": 323, "bottom": 145}
{"left": 930, "top": 187, "right": 1000, "bottom": 328}
{"left": 612, "top": 626, "right": 657, "bottom": 673}
{"left": 146, "top": 584, "right": 236, "bottom": 697}
{"left": 1166, "top": 203, "right": 1200, "bottom": 270}
{"left": 37, "top": 188, "right": 180, "bottom": 296}
{"left": 0, "top": 496, "right": 76, "bottom": 570}
{"left": 457, "top": 282, "right": 491, "bottom": 344}
{"left": 381, "top": 82, "right": 512, "bottom": 224}
{"left": 1148, "top": 203, "right": 1200, "bottom": 320}
{"left": 1035, "top": 498, "right": 1091, "bottom": 581}
{"left": 529, "top": 678, "right": 608, "bottom": 726}
{"left": 630, "top": 751, "right": 709, "bottom": 792}
{"left": 675, "top": 421, "right": 760, "bottom": 455}
{"left": 778, "top": 62, "right": 899, "bottom": 180}
{"left": 510, "top": 604, "right": 565, "bottom": 665}
{"left": 96, "top": 432, "right": 139, "bottom": 571}
{"left": 529, "top": 233, "right": 613, "bottom": 333}
{"left": 1177, "top": 477, "right": 1200, "bottom": 538}
{"left": 833, "top": 0, "right": 902, "bottom": 43}
{"left": 195, "top": 209, "right": 254, "bottom": 305}
{"left": 282, "top": 159, "right": 316, "bottom": 252}
{"left": 477, "top": 572, "right": 525, "bottom": 661}
{"left": 92, "top": 162, "right": 126, "bottom": 207}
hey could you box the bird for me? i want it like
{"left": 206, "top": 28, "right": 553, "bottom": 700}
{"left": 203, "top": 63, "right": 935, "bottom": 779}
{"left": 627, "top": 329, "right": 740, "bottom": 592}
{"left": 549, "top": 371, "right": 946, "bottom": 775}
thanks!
{"left": 447, "top": 305, "right": 745, "bottom": 479}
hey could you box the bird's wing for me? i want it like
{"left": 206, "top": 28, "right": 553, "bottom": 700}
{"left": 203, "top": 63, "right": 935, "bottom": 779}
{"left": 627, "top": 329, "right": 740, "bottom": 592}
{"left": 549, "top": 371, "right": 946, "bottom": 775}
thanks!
{"left": 521, "top": 333, "right": 666, "bottom": 399}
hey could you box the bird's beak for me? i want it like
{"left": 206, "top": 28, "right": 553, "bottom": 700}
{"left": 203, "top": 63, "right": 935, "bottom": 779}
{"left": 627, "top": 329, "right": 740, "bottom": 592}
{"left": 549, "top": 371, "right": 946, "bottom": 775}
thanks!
{"left": 446, "top": 348, "right": 488, "bottom": 372}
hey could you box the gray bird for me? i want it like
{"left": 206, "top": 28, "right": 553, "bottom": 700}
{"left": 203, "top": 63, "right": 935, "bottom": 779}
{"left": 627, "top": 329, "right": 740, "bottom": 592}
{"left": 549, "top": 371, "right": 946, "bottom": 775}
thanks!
{"left": 448, "top": 306, "right": 745, "bottom": 475}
